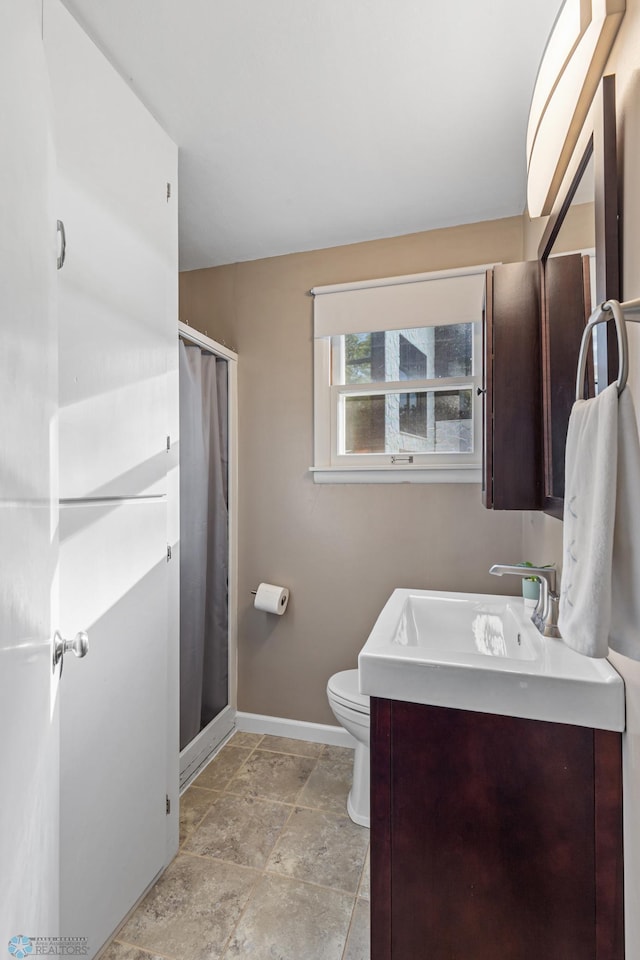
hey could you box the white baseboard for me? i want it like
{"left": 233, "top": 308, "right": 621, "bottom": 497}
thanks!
{"left": 236, "top": 711, "right": 356, "bottom": 749}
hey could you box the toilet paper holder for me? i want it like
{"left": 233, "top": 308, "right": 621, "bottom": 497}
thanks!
{"left": 251, "top": 582, "right": 290, "bottom": 615}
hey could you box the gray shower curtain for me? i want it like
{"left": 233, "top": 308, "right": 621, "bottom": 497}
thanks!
{"left": 179, "top": 341, "right": 229, "bottom": 751}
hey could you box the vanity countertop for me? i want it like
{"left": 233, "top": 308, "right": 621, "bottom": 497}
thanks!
{"left": 358, "top": 588, "right": 625, "bottom": 731}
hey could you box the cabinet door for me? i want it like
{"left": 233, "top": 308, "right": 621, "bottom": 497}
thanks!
{"left": 541, "top": 253, "right": 591, "bottom": 517}
{"left": 483, "top": 261, "right": 541, "bottom": 510}
{"left": 58, "top": 500, "right": 169, "bottom": 956}
{"left": 44, "top": 0, "right": 178, "bottom": 500}
{"left": 371, "top": 698, "right": 623, "bottom": 960}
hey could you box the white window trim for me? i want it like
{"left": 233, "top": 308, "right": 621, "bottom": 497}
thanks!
{"left": 312, "top": 265, "right": 494, "bottom": 484}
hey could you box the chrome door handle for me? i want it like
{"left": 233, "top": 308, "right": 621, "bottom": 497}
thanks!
{"left": 53, "top": 630, "right": 89, "bottom": 670}
{"left": 56, "top": 219, "right": 66, "bottom": 270}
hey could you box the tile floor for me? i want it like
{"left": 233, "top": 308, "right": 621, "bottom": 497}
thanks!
{"left": 103, "top": 733, "right": 370, "bottom": 960}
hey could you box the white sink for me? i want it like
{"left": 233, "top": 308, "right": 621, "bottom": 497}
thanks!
{"left": 358, "top": 588, "right": 625, "bottom": 731}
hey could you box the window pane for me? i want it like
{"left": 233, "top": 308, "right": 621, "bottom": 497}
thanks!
{"left": 344, "top": 394, "right": 386, "bottom": 452}
{"left": 344, "top": 331, "right": 385, "bottom": 383}
{"left": 342, "top": 389, "right": 473, "bottom": 454}
{"left": 399, "top": 391, "right": 427, "bottom": 437}
{"left": 335, "top": 325, "right": 473, "bottom": 385}
{"left": 434, "top": 323, "right": 473, "bottom": 377}
{"left": 399, "top": 335, "right": 427, "bottom": 380}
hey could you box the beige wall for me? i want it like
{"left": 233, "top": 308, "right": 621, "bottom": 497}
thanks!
{"left": 180, "top": 217, "right": 527, "bottom": 724}
{"left": 523, "top": 4, "right": 640, "bottom": 954}
{"left": 600, "top": 8, "right": 640, "bottom": 955}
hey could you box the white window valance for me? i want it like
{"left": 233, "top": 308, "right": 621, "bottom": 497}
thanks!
{"left": 311, "top": 264, "right": 492, "bottom": 338}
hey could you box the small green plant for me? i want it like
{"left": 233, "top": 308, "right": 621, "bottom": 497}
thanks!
{"left": 518, "top": 561, "right": 553, "bottom": 582}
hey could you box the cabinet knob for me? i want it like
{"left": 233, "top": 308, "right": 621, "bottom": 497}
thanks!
{"left": 53, "top": 630, "right": 89, "bottom": 670}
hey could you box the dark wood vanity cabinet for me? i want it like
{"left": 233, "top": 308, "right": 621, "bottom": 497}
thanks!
{"left": 482, "top": 261, "right": 542, "bottom": 510}
{"left": 371, "top": 698, "right": 624, "bottom": 960}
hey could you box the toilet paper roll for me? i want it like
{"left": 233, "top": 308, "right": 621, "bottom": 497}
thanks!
{"left": 254, "top": 582, "right": 289, "bottom": 615}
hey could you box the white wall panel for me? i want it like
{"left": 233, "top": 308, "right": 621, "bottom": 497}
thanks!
{"left": 0, "top": 0, "right": 60, "bottom": 942}
{"left": 44, "top": 0, "right": 178, "bottom": 499}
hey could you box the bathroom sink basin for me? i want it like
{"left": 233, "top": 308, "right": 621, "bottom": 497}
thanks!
{"left": 358, "top": 589, "right": 625, "bottom": 731}
{"left": 393, "top": 593, "right": 539, "bottom": 662}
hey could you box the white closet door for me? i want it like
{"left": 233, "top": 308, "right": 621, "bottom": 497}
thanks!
{"left": 0, "top": 0, "right": 60, "bottom": 942}
{"left": 43, "top": 2, "right": 178, "bottom": 950}
{"left": 58, "top": 500, "right": 168, "bottom": 955}
{"left": 44, "top": 0, "right": 178, "bottom": 500}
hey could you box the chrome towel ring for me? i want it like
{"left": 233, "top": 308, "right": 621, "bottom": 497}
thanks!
{"left": 575, "top": 298, "right": 640, "bottom": 401}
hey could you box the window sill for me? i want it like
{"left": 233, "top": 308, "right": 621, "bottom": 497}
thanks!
{"left": 309, "top": 465, "right": 482, "bottom": 484}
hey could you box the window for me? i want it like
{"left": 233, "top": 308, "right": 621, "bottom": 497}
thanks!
{"left": 311, "top": 265, "right": 490, "bottom": 483}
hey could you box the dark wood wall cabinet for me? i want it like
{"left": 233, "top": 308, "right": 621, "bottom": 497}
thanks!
{"left": 482, "top": 257, "right": 593, "bottom": 515}
{"left": 371, "top": 698, "right": 624, "bottom": 960}
{"left": 541, "top": 253, "right": 591, "bottom": 517}
{"left": 482, "top": 261, "right": 542, "bottom": 510}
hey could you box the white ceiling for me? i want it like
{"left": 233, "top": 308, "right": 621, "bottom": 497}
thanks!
{"left": 60, "top": 0, "right": 563, "bottom": 271}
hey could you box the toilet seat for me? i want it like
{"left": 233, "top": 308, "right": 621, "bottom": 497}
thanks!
{"left": 327, "top": 669, "right": 369, "bottom": 714}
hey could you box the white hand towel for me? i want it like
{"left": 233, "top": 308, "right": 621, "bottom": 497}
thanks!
{"left": 610, "top": 386, "right": 640, "bottom": 659}
{"left": 558, "top": 382, "right": 619, "bottom": 657}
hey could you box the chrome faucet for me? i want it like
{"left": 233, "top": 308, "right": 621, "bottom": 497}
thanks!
{"left": 489, "top": 564, "right": 561, "bottom": 638}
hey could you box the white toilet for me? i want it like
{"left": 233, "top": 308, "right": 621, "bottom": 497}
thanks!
{"left": 326, "top": 669, "right": 370, "bottom": 827}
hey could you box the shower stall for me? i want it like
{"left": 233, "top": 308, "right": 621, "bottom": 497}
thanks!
{"left": 178, "top": 321, "right": 238, "bottom": 788}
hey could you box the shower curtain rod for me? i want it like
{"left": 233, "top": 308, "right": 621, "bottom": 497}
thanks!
{"left": 576, "top": 297, "right": 640, "bottom": 401}
{"left": 178, "top": 321, "right": 238, "bottom": 363}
